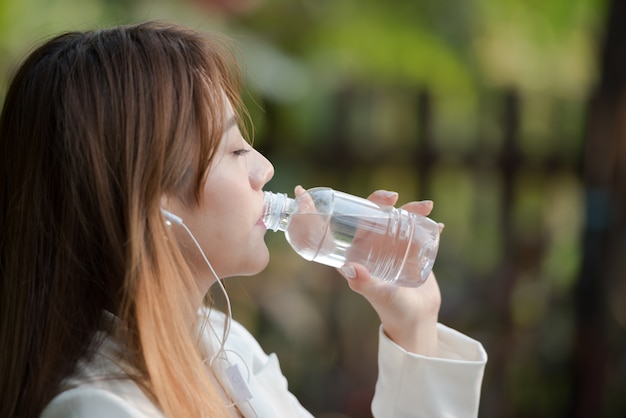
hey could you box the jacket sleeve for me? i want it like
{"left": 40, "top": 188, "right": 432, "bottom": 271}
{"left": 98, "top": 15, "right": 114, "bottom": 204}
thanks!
{"left": 40, "top": 387, "right": 155, "bottom": 418}
{"left": 372, "top": 323, "right": 487, "bottom": 418}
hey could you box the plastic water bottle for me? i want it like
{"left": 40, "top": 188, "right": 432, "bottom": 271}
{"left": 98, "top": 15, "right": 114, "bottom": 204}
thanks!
{"left": 263, "top": 187, "right": 440, "bottom": 287}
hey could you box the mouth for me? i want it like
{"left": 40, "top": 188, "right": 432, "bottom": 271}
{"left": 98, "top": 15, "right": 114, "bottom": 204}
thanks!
{"left": 257, "top": 198, "right": 268, "bottom": 229}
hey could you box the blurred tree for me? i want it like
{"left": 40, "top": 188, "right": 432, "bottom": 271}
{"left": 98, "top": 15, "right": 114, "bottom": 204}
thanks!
{"left": 0, "top": 0, "right": 620, "bottom": 416}
{"left": 572, "top": 0, "right": 626, "bottom": 415}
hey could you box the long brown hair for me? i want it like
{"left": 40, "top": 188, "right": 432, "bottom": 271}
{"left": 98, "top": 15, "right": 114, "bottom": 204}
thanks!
{"left": 0, "top": 21, "right": 245, "bottom": 417}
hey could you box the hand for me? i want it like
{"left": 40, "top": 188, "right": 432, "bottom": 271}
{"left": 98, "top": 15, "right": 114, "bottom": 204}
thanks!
{"left": 338, "top": 190, "right": 442, "bottom": 356}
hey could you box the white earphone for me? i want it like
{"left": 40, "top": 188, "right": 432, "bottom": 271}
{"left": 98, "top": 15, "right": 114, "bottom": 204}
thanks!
{"left": 160, "top": 207, "right": 183, "bottom": 226}
{"left": 158, "top": 206, "right": 254, "bottom": 407}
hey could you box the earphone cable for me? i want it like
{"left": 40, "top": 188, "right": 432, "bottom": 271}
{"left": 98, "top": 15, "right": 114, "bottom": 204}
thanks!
{"left": 178, "top": 222, "right": 232, "bottom": 353}
{"left": 162, "top": 211, "right": 256, "bottom": 414}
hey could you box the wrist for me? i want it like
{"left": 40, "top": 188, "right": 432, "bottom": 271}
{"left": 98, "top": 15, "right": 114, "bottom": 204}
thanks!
{"left": 382, "top": 315, "right": 439, "bottom": 356}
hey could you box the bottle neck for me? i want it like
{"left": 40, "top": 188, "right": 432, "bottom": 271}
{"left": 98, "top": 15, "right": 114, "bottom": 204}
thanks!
{"left": 263, "top": 191, "right": 296, "bottom": 232}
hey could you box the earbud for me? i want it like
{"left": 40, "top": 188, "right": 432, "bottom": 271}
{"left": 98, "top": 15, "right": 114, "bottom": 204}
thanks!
{"left": 160, "top": 207, "right": 183, "bottom": 226}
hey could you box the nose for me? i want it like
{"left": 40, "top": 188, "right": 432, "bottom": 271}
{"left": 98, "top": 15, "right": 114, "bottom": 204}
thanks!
{"left": 250, "top": 149, "right": 274, "bottom": 190}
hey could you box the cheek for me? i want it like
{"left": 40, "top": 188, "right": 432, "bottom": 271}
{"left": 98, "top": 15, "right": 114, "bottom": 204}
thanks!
{"left": 200, "top": 210, "right": 244, "bottom": 269}
{"left": 203, "top": 217, "right": 270, "bottom": 277}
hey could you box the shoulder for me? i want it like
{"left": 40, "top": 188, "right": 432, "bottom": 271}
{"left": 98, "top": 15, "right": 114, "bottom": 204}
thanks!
{"left": 42, "top": 329, "right": 164, "bottom": 418}
{"left": 41, "top": 386, "right": 162, "bottom": 418}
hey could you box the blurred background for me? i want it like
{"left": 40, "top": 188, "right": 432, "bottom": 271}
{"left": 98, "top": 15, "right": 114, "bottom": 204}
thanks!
{"left": 1, "top": 0, "right": 624, "bottom": 416}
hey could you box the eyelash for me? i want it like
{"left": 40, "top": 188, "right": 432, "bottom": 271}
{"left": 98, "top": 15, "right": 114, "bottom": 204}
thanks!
{"left": 233, "top": 149, "right": 251, "bottom": 156}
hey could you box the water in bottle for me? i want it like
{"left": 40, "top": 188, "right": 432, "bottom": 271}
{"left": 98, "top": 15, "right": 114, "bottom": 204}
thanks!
{"left": 263, "top": 187, "right": 440, "bottom": 287}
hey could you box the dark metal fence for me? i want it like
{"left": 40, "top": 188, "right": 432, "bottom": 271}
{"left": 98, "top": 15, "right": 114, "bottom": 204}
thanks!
{"left": 228, "top": 82, "right": 626, "bottom": 417}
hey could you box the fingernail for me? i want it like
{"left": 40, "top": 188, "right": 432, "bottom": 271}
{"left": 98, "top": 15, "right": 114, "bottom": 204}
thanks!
{"left": 382, "top": 191, "right": 398, "bottom": 199}
{"left": 421, "top": 200, "right": 433, "bottom": 208}
{"left": 341, "top": 265, "right": 356, "bottom": 279}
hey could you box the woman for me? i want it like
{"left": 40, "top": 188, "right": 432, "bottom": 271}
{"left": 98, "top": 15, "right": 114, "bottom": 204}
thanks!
{"left": 0, "top": 22, "right": 486, "bottom": 417}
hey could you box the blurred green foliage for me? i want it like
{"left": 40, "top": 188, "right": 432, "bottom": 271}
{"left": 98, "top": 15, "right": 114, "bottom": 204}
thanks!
{"left": 1, "top": 0, "right": 622, "bottom": 417}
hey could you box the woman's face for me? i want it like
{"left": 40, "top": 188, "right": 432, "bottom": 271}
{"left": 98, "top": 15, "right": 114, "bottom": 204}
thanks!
{"left": 169, "top": 106, "right": 274, "bottom": 288}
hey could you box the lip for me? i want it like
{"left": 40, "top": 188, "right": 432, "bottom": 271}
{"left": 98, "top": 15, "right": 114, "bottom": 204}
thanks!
{"left": 257, "top": 198, "right": 267, "bottom": 229}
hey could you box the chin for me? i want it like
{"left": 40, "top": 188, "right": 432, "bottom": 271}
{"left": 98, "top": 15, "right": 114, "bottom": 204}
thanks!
{"left": 251, "top": 256, "right": 271, "bottom": 276}
{"left": 236, "top": 252, "right": 270, "bottom": 277}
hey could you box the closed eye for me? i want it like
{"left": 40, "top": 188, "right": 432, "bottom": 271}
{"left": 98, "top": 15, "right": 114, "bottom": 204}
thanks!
{"left": 233, "top": 148, "right": 251, "bottom": 156}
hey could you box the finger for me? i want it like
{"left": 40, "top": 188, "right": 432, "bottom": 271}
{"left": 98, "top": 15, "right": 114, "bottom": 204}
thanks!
{"left": 367, "top": 190, "right": 399, "bottom": 207}
{"left": 294, "top": 185, "right": 316, "bottom": 212}
{"left": 338, "top": 262, "right": 385, "bottom": 295}
{"left": 294, "top": 185, "right": 306, "bottom": 196}
{"left": 401, "top": 200, "right": 434, "bottom": 216}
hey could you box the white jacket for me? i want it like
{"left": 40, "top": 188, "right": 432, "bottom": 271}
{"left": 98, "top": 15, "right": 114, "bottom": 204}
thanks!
{"left": 42, "top": 310, "right": 486, "bottom": 417}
